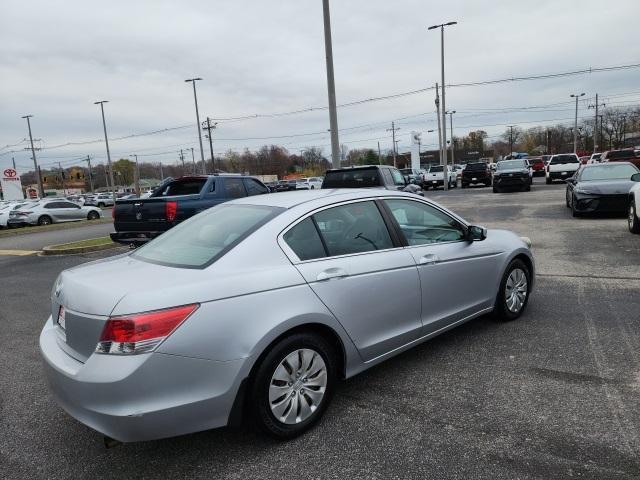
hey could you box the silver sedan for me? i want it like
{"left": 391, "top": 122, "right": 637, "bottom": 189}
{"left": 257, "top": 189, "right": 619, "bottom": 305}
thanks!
{"left": 40, "top": 189, "right": 534, "bottom": 442}
{"left": 10, "top": 199, "right": 101, "bottom": 226}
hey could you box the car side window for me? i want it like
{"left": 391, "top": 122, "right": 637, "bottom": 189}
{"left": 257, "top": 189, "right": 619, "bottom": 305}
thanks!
{"left": 45, "top": 202, "right": 61, "bottom": 209}
{"left": 312, "top": 201, "right": 393, "bottom": 256}
{"left": 381, "top": 169, "right": 393, "bottom": 186}
{"left": 244, "top": 179, "right": 269, "bottom": 196}
{"left": 61, "top": 202, "right": 80, "bottom": 208}
{"left": 283, "top": 218, "right": 326, "bottom": 261}
{"left": 224, "top": 178, "right": 246, "bottom": 198}
{"left": 384, "top": 199, "right": 466, "bottom": 245}
{"left": 209, "top": 180, "right": 216, "bottom": 192}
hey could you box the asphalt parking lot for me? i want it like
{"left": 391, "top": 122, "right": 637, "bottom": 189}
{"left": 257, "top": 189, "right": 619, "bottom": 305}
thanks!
{"left": 1, "top": 178, "right": 639, "bottom": 479}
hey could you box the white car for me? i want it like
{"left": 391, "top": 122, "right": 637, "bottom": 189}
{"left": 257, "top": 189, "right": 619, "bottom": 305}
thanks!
{"left": 295, "top": 177, "right": 323, "bottom": 190}
{"left": 545, "top": 154, "right": 581, "bottom": 184}
{"left": 85, "top": 193, "right": 115, "bottom": 207}
{"left": 0, "top": 202, "right": 30, "bottom": 228}
{"left": 8, "top": 199, "right": 102, "bottom": 226}
{"left": 629, "top": 172, "right": 640, "bottom": 233}
{"left": 424, "top": 165, "right": 457, "bottom": 190}
{"left": 453, "top": 164, "right": 464, "bottom": 177}
{"left": 589, "top": 153, "right": 602, "bottom": 164}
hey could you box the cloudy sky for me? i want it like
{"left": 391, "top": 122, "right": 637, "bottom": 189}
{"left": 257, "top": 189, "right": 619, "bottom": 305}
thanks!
{"left": 1, "top": 0, "right": 639, "bottom": 173}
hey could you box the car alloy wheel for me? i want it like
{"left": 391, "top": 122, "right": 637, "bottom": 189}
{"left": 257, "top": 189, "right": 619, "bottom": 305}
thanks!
{"left": 250, "top": 332, "right": 336, "bottom": 439}
{"left": 38, "top": 215, "right": 52, "bottom": 226}
{"left": 88, "top": 211, "right": 99, "bottom": 220}
{"left": 505, "top": 268, "right": 527, "bottom": 314}
{"left": 629, "top": 201, "right": 640, "bottom": 234}
{"left": 495, "top": 259, "right": 530, "bottom": 321}
{"left": 268, "top": 348, "right": 327, "bottom": 425}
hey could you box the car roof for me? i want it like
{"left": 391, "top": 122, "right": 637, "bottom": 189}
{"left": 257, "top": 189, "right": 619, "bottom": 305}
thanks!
{"left": 228, "top": 188, "right": 418, "bottom": 209}
{"left": 581, "top": 161, "right": 636, "bottom": 168}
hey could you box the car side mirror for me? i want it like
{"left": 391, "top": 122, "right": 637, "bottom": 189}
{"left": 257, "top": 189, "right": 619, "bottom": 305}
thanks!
{"left": 631, "top": 173, "right": 640, "bottom": 182}
{"left": 467, "top": 225, "right": 487, "bottom": 241}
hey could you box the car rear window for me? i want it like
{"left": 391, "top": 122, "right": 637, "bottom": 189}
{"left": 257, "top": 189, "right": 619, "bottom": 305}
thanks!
{"left": 550, "top": 155, "right": 579, "bottom": 164}
{"left": 429, "top": 166, "right": 444, "bottom": 172}
{"left": 154, "top": 178, "right": 207, "bottom": 196}
{"left": 464, "top": 162, "right": 487, "bottom": 171}
{"left": 322, "top": 169, "right": 381, "bottom": 188}
{"left": 497, "top": 160, "right": 527, "bottom": 170}
{"left": 132, "top": 204, "right": 282, "bottom": 268}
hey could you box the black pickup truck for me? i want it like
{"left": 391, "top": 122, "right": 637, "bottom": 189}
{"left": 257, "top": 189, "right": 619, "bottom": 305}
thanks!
{"left": 110, "top": 175, "right": 269, "bottom": 245}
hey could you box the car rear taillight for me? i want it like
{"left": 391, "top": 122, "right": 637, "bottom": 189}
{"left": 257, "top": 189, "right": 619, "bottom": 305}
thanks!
{"left": 165, "top": 201, "right": 177, "bottom": 222}
{"left": 17, "top": 211, "right": 32, "bottom": 216}
{"left": 111, "top": 206, "right": 116, "bottom": 220}
{"left": 95, "top": 303, "right": 199, "bottom": 355}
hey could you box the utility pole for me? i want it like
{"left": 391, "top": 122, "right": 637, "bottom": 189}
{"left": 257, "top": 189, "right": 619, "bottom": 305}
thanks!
{"left": 387, "top": 121, "right": 400, "bottom": 167}
{"left": 179, "top": 149, "right": 185, "bottom": 173}
{"left": 185, "top": 78, "right": 206, "bottom": 169}
{"left": 85, "top": 155, "right": 94, "bottom": 192}
{"left": 322, "top": 0, "right": 341, "bottom": 168}
{"left": 435, "top": 82, "right": 445, "bottom": 189}
{"left": 588, "top": 94, "right": 604, "bottom": 153}
{"left": 190, "top": 147, "right": 196, "bottom": 173}
{"left": 507, "top": 125, "right": 515, "bottom": 156}
{"left": 159, "top": 162, "right": 164, "bottom": 180}
{"left": 546, "top": 128, "right": 550, "bottom": 155}
{"left": 395, "top": 140, "right": 401, "bottom": 166}
{"left": 377, "top": 141, "right": 382, "bottom": 165}
{"left": 94, "top": 101, "right": 117, "bottom": 202}
{"left": 570, "top": 92, "right": 585, "bottom": 153}
{"left": 12, "top": 157, "right": 16, "bottom": 170}
{"left": 21, "top": 115, "right": 44, "bottom": 198}
{"left": 446, "top": 110, "right": 456, "bottom": 164}
{"left": 203, "top": 117, "right": 217, "bottom": 173}
{"left": 130, "top": 154, "right": 140, "bottom": 195}
{"left": 429, "top": 21, "right": 457, "bottom": 192}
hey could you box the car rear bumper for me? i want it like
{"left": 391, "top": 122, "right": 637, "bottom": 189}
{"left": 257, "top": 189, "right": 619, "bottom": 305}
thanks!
{"left": 462, "top": 176, "right": 490, "bottom": 185}
{"left": 548, "top": 171, "right": 576, "bottom": 180}
{"left": 110, "top": 231, "right": 164, "bottom": 245}
{"left": 40, "top": 319, "right": 247, "bottom": 442}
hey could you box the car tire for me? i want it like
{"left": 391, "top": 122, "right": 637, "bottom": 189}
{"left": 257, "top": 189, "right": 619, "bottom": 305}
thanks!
{"left": 97, "top": 202, "right": 105, "bottom": 208}
{"left": 565, "top": 188, "right": 571, "bottom": 208}
{"left": 249, "top": 332, "right": 337, "bottom": 439}
{"left": 493, "top": 187, "right": 499, "bottom": 193}
{"left": 310, "top": 186, "right": 315, "bottom": 189}
{"left": 461, "top": 183, "right": 467, "bottom": 189}
{"left": 546, "top": 177, "right": 552, "bottom": 185}
{"left": 629, "top": 200, "right": 640, "bottom": 234}
{"left": 87, "top": 211, "right": 99, "bottom": 220}
{"left": 525, "top": 184, "right": 531, "bottom": 192}
{"left": 494, "top": 258, "right": 531, "bottom": 321}
{"left": 38, "top": 215, "right": 52, "bottom": 226}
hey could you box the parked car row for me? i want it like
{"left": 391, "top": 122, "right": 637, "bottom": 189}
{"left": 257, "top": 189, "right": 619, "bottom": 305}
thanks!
{"left": 1, "top": 198, "right": 102, "bottom": 227}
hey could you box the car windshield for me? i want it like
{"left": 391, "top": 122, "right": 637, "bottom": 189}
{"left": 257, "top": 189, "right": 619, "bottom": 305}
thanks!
{"left": 580, "top": 164, "right": 638, "bottom": 181}
{"left": 497, "top": 160, "right": 526, "bottom": 170}
{"left": 132, "top": 204, "right": 282, "bottom": 268}
{"left": 322, "top": 169, "right": 381, "bottom": 188}
{"left": 550, "top": 155, "right": 578, "bottom": 164}
{"left": 154, "top": 179, "right": 207, "bottom": 196}
{"left": 429, "top": 166, "right": 443, "bottom": 172}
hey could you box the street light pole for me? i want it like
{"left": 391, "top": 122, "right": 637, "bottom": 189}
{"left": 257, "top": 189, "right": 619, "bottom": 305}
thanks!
{"left": 21, "top": 115, "right": 44, "bottom": 198}
{"left": 94, "top": 101, "right": 117, "bottom": 202}
{"left": 429, "top": 21, "right": 457, "bottom": 192}
{"left": 85, "top": 155, "right": 94, "bottom": 192}
{"left": 185, "top": 78, "right": 206, "bottom": 173}
{"left": 322, "top": 0, "right": 341, "bottom": 168}
{"left": 190, "top": 147, "right": 196, "bottom": 173}
{"left": 570, "top": 92, "right": 585, "bottom": 153}
{"left": 446, "top": 110, "right": 456, "bottom": 165}
{"left": 130, "top": 154, "right": 140, "bottom": 195}
{"left": 507, "top": 125, "right": 516, "bottom": 156}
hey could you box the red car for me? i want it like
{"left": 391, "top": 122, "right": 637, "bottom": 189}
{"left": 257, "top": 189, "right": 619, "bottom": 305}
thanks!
{"left": 527, "top": 157, "right": 545, "bottom": 176}
{"left": 601, "top": 148, "right": 640, "bottom": 168}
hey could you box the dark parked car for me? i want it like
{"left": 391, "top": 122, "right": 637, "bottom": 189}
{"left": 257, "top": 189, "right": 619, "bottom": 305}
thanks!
{"left": 493, "top": 159, "right": 532, "bottom": 193}
{"left": 565, "top": 162, "right": 639, "bottom": 217}
{"left": 322, "top": 165, "right": 423, "bottom": 195}
{"left": 461, "top": 162, "right": 491, "bottom": 188}
{"left": 111, "top": 175, "right": 269, "bottom": 245}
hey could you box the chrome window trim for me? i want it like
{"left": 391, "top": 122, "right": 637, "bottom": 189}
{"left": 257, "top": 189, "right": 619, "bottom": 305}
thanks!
{"left": 277, "top": 195, "right": 470, "bottom": 264}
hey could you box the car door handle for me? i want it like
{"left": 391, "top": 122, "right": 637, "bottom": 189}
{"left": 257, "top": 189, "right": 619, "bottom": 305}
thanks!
{"left": 316, "top": 268, "right": 349, "bottom": 281}
{"left": 418, "top": 254, "right": 439, "bottom": 265}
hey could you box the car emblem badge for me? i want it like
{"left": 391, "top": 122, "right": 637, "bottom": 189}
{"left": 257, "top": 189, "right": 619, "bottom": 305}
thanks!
{"left": 136, "top": 212, "right": 142, "bottom": 220}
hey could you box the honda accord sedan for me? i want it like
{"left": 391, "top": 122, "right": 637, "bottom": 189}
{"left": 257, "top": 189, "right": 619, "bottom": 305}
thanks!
{"left": 565, "top": 162, "right": 639, "bottom": 217}
{"left": 41, "top": 189, "right": 535, "bottom": 442}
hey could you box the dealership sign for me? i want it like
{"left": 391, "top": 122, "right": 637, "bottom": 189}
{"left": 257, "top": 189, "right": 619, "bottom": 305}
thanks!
{"left": 1, "top": 168, "right": 25, "bottom": 200}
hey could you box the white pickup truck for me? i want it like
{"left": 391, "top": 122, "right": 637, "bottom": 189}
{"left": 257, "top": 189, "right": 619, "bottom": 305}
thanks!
{"left": 424, "top": 165, "right": 457, "bottom": 190}
{"left": 545, "top": 154, "right": 581, "bottom": 184}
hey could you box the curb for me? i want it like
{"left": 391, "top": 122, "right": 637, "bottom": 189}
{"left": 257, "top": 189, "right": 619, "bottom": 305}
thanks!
{"left": 41, "top": 241, "right": 120, "bottom": 256}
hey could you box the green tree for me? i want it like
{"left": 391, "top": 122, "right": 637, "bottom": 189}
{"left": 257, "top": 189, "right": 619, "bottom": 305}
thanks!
{"left": 112, "top": 158, "right": 135, "bottom": 186}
